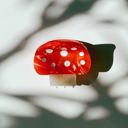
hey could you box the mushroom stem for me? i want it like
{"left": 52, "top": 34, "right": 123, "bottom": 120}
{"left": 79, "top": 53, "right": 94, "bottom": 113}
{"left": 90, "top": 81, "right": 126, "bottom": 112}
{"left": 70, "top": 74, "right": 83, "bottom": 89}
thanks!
{"left": 50, "top": 74, "right": 76, "bottom": 86}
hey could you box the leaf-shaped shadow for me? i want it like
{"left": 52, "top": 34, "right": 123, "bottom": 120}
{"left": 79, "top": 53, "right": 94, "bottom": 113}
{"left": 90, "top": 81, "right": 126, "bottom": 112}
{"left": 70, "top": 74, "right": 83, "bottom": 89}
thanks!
{"left": 0, "top": 0, "right": 97, "bottom": 62}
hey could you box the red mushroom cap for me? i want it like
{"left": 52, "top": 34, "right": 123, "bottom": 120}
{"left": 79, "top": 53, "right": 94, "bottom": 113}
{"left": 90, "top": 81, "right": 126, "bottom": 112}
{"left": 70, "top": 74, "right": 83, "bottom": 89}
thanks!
{"left": 34, "top": 39, "right": 91, "bottom": 75}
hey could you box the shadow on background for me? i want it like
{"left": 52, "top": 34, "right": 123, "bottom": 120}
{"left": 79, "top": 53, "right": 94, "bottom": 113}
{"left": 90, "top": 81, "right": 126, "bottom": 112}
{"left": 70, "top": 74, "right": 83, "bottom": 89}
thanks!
{"left": 77, "top": 43, "right": 116, "bottom": 85}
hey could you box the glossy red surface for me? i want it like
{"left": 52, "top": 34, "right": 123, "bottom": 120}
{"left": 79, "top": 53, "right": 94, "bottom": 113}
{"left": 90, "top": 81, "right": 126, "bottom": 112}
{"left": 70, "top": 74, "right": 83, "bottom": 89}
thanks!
{"left": 34, "top": 39, "right": 91, "bottom": 75}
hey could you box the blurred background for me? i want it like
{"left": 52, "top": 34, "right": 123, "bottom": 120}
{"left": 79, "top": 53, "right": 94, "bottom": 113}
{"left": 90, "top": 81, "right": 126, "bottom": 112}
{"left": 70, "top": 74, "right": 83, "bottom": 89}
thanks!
{"left": 0, "top": 0, "right": 128, "bottom": 128}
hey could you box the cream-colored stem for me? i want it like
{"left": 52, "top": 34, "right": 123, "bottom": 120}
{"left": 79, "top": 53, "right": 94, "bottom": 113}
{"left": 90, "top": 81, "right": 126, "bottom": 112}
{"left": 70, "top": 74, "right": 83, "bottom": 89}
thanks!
{"left": 50, "top": 74, "right": 76, "bottom": 86}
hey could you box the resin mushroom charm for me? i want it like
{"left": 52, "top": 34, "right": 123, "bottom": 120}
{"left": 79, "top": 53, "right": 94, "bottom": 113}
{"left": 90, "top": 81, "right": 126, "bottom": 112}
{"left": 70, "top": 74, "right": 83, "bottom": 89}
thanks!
{"left": 34, "top": 39, "right": 91, "bottom": 86}
{"left": 34, "top": 39, "right": 115, "bottom": 86}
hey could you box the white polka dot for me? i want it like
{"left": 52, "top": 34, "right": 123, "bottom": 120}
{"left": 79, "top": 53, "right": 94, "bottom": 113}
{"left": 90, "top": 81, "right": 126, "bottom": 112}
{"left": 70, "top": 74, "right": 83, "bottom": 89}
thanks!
{"left": 46, "top": 49, "right": 53, "bottom": 53}
{"left": 64, "top": 60, "right": 70, "bottom": 67}
{"left": 60, "top": 51, "right": 68, "bottom": 57}
{"left": 80, "top": 60, "right": 86, "bottom": 65}
{"left": 79, "top": 52, "right": 84, "bottom": 56}
{"left": 51, "top": 62, "right": 56, "bottom": 67}
{"left": 71, "top": 47, "right": 77, "bottom": 50}
{"left": 42, "top": 58, "right": 47, "bottom": 62}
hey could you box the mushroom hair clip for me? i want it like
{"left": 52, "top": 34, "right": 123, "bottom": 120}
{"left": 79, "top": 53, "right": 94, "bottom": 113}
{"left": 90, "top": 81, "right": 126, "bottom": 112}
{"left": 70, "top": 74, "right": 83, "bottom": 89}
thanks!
{"left": 34, "top": 39, "right": 115, "bottom": 86}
